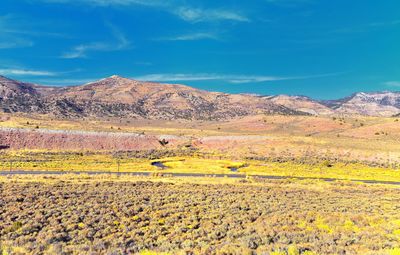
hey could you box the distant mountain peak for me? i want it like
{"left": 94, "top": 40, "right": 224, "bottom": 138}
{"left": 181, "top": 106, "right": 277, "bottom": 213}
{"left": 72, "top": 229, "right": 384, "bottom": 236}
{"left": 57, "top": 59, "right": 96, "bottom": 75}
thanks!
{"left": 100, "top": 75, "right": 126, "bottom": 82}
{"left": 81, "top": 75, "right": 134, "bottom": 87}
{"left": 107, "top": 75, "right": 127, "bottom": 80}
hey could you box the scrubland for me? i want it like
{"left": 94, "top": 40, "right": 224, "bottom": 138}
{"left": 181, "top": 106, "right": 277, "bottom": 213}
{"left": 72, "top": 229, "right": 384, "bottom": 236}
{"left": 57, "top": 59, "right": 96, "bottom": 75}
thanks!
{"left": 2, "top": 114, "right": 400, "bottom": 254}
{"left": 1, "top": 175, "right": 400, "bottom": 255}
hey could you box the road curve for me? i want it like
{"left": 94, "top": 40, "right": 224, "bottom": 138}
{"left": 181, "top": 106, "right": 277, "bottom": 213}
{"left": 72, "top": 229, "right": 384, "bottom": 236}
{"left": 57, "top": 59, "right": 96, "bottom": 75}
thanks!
{"left": 1, "top": 170, "right": 400, "bottom": 186}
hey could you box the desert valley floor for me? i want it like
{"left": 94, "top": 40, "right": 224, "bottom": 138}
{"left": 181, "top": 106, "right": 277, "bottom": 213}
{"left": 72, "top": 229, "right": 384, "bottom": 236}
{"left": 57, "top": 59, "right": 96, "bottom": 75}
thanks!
{"left": 1, "top": 113, "right": 400, "bottom": 254}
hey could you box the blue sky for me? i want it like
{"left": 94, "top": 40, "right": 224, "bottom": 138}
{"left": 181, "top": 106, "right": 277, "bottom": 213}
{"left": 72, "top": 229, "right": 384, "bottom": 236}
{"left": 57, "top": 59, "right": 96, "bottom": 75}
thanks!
{"left": 0, "top": 0, "right": 399, "bottom": 99}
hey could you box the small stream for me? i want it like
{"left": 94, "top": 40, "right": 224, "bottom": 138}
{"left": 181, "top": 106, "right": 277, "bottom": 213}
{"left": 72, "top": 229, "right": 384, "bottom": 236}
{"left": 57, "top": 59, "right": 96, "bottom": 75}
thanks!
{"left": 151, "top": 160, "right": 245, "bottom": 172}
{"left": 228, "top": 165, "right": 248, "bottom": 172}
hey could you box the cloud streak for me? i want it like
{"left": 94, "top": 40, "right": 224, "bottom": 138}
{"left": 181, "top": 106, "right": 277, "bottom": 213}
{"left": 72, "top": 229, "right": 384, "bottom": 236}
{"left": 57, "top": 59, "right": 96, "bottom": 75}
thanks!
{"left": 0, "top": 68, "right": 58, "bottom": 76}
{"left": 384, "top": 81, "right": 400, "bottom": 87}
{"left": 39, "top": 0, "right": 167, "bottom": 7}
{"left": 0, "top": 39, "right": 34, "bottom": 49}
{"left": 0, "top": 15, "right": 34, "bottom": 49}
{"left": 61, "top": 23, "right": 131, "bottom": 59}
{"left": 265, "top": 0, "right": 314, "bottom": 7}
{"left": 0, "top": 14, "right": 69, "bottom": 49}
{"left": 62, "top": 42, "right": 111, "bottom": 59}
{"left": 36, "top": 0, "right": 249, "bottom": 23}
{"left": 331, "top": 19, "right": 400, "bottom": 34}
{"left": 6, "top": 71, "right": 343, "bottom": 86}
{"left": 159, "top": 32, "right": 219, "bottom": 41}
{"left": 134, "top": 72, "right": 342, "bottom": 84}
{"left": 34, "top": 78, "right": 99, "bottom": 86}
{"left": 174, "top": 7, "right": 249, "bottom": 23}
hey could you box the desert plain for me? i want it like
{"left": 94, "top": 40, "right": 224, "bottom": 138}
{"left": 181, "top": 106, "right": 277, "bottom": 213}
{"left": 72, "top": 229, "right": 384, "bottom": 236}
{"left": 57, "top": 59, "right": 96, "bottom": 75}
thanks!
{"left": 1, "top": 112, "right": 400, "bottom": 255}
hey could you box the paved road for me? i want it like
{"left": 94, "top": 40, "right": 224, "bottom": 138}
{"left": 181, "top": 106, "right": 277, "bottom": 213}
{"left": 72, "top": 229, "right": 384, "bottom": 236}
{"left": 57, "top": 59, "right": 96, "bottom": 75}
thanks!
{"left": 1, "top": 170, "right": 400, "bottom": 186}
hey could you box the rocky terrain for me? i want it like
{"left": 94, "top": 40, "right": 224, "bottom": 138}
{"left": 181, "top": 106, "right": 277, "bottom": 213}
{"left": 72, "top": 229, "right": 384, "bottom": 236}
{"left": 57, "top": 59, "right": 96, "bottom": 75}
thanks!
{"left": 0, "top": 75, "right": 301, "bottom": 120}
{"left": 267, "top": 95, "right": 334, "bottom": 115}
{"left": 333, "top": 92, "right": 400, "bottom": 117}
{"left": 2, "top": 75, "right": 400, "bottom": 120}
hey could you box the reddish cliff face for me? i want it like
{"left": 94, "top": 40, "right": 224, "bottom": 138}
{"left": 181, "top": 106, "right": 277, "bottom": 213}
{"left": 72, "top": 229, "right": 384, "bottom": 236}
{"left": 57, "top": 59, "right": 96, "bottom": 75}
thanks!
{"left": 0, "top": 127, "right": 186, "bottom": 151}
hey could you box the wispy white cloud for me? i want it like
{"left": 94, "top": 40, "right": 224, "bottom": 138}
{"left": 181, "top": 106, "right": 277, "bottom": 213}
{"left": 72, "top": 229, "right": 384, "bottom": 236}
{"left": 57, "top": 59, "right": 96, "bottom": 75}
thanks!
{"left": 39, "top": 0, "right": 166, "bottom": 7}
{"left": 331, "top": 19, "right": 400, "bottom": 34}
{"left": 384, "top": 81, "right": 400, "bottom": 87}
{"left": 34, "top": 78, "right": 99, "bottom": 86}
{"left": 134, "top": 74, "right": 229, "bottom": 82}
{"left": 0, "top": 65, "right": 82, "bottom": 77}
{"left": 18, "top": 71, "right": 343, "bottom": 86}
{"left": 62, "top": 42, "right": 109, "bottom": 59}
{"left": 105, "top": 21, "right": 130, "bottom": 47}
{"left": 134, "top": 61, "right": 152, "bottom": 66}
{"left": 0, "top": 68, "right": 58, "bottom": 76}
{"left": 61, "top": 23, "right": 131, "bottom": 59}
{"left": 0, "top": 14, "right": 68, "bottom": 49}
{"left": 368, "top": 20, "right": 400, "bottom": 27}
{"left": 0, "top": 15, "right": 33, "bottom": 49}
{"left": 174, "top": 7, "right": 249, "bottom": 23}
{"left": 159, "top": 32, "right": 219, "bottom": 41}
{"left": 265, "top": 0, "right": 314, "bottom": 7}
{"left": 0, "top": 39, "right": 34, "bottom": 49}
{"left": 36, "top": 0, "right": 249, "bottom": 23}
{"left": 134, "top": 72, "right": 342, "bottom": 84}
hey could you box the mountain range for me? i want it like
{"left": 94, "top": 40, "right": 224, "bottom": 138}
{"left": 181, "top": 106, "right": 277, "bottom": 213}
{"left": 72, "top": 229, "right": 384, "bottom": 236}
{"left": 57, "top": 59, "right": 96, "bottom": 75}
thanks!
{"left": 1, "top": 75, "right": 400, "bottom": 120}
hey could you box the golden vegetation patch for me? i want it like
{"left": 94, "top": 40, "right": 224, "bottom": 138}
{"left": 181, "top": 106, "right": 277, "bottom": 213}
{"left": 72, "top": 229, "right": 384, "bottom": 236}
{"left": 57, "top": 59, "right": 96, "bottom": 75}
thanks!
{"left": 2, "top": 151, "right": 400, "bottom": 183}
{"left": 1, "top": 176, "right": 400, "bottom": 254}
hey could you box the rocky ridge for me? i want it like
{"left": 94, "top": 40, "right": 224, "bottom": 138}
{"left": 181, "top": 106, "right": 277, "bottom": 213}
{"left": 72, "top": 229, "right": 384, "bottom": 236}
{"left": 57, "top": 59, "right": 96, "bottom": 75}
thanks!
{"left": 1, "top": 75, "right": 400, "bottom": 119}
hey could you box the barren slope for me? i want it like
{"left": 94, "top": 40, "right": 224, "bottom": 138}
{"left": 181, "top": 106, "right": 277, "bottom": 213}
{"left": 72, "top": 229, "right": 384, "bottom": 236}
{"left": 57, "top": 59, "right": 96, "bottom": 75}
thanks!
{"left": 334, "top": 92, "right": 400, "bottom": 116}
{"left": 268, "top": 95, "right": 334, "bottom": 115}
